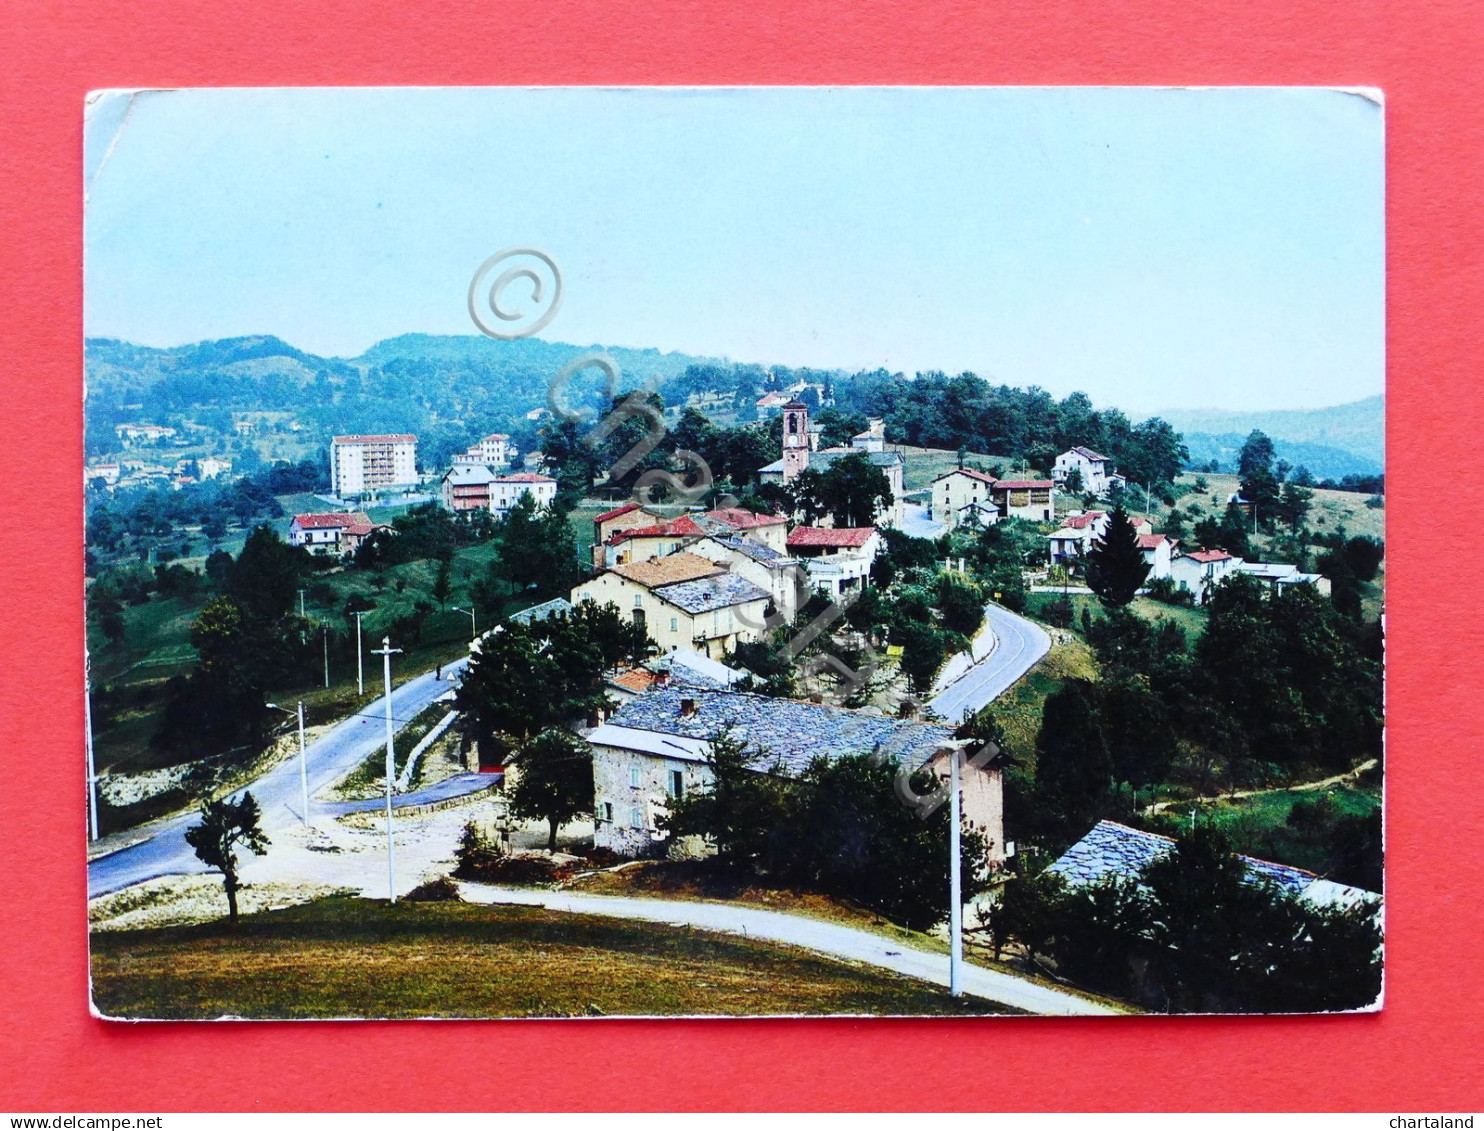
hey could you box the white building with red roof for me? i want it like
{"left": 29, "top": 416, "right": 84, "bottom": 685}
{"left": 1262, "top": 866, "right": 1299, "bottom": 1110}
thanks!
{"left": 330, "top": 433, "right": 418, "bottom": 496}
{"left": 1169, "top": 548, "right": 1242, "bottom": 603}
{"left": 1137, "top": 533, "right": 1179, "bottom": 580}
{"left": 489, "top": 471, "right": 558, "bottom": 515}
{"left": 288, "top": 511, "right": 383, "bottom": 556}
{"left": 464, "top": 432, "right": 513, "bottom": 468}
{"left": 786, "top": 525, "right": 880, "bottom": 599}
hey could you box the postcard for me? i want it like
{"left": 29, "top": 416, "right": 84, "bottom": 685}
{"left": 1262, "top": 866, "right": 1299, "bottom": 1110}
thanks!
{"left": 84, "top": 86, "right": 1384, "bottom": 1019}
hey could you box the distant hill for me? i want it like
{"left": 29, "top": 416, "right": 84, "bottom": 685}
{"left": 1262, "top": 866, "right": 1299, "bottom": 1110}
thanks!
{"left": 1158, "top": 396, "right": 1383, "bottom": 470}
{"left": 1181, "top": 432, "right": 1382, "bottom": 482}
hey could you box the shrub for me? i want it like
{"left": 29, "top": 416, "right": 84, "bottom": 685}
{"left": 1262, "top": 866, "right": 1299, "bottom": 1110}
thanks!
{"left": 404, "top": 876, "right": 463, "bottom": 902}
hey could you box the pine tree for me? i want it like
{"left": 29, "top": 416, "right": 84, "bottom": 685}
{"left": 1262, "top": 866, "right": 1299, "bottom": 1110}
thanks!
{"left": 1084, "top": 506, "right": 1150, "bottom": 607}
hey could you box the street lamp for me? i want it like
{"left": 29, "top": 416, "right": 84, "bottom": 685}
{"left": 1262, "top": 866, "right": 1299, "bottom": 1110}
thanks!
{"left": 451, "top": 605, "right": 477, "bottom": 641}
{"left": 266, "top": 701, "right": 311, "bottom": 828}
{"left": 938, "top": 739, "right": 972, "bottom": 998}
{"left": 352, "top": 610, "right": 366, "bottom": 696}
{"left": 371, "top": 637, "right": 403, "bottom": 902}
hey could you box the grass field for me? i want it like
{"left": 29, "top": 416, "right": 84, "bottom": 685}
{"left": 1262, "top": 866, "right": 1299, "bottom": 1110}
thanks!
{"left": 898, "top": 445, "right": 1020, "bottom": 493}
{"left": 1145, "top": 784, "right": 1381, "bottom": 878}
{"left": 1167, "top": 471, "right": 1385, "bottom": 543}
{"left": 90, "top": 897, "right": 1007, "bottom": 1019}
{"left": 1026, "top": 592, "right": 1210, "bottom": 642}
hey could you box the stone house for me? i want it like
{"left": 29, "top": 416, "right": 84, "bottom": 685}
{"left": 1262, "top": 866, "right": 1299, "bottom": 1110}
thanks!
{"left": 585, "top": 686, "right": 1007, "bottom": 862}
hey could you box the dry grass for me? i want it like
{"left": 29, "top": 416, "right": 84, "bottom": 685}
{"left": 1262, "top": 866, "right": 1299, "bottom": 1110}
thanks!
{"left": 90, "top": 897, "right": 1010, "bottom": 1019}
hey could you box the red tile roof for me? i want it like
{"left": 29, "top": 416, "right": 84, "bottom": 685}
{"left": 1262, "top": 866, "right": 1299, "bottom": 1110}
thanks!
{"left": 1137, "top": 534, "right": 1175, "bottom": 550}
{"left": 612, "top": 515, "right": 703, "bottom": 542}
{"left": 995, "top": 479, "right": 1055, "bottom": 490}
{"left": 593, "top": 503, "right": 646, "bottom": 524}
{"left": 1185, "top": 549, "right": 1233, "bottom": 563}
{"left": 704, "top": 507, "right": 787, "bottom": 529}
{"left": 1063, "top": 511, "right": 1106, "bottom": 530}
{"left": 495, "top": 472, "right": 556, "bottom": 483}
{"left": 610, "top": 668, "right": 660, "bottom": 693}
{"left": 292, "top": 512, "right": 365, "bottom": 530}
{"left": 945, "top": 467, "right": 998, "bottom": 485}
{"left": 787, "top": 526, "right": 877, "bottom": 548}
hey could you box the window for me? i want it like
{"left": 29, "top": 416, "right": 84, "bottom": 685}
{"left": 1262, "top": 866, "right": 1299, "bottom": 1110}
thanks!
{"left": 629, "top": 764, "right": 642, "bottom": 788}
{"left": 595, "top": 801, "right": 613, "bottom": 822}
{"left": 630, "top": 806, "right": 644, "bottom": 829}
{"left": 670, "top": 617, "right": 678, "bottom": 632}
{"left": 668, "top": 770, "right": 684, "bottom": 800}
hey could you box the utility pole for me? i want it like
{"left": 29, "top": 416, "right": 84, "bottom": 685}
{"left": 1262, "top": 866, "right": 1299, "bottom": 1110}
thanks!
{"left": 84, "top": 694, "right": 99, "bottom": 842}
{"left": 298, "top": 588, "right": 306, "bottom": 618}
{"left": 353, "top": 611, "right": 365, "bottom": 696}
{"left": 949, "top": 742, "right": 963, "bottom": 997}
{"left": 322, "top": 624, "right": 330, "bottom": 689}
{"left": 297, "top": 701, "right": 309, "bottom": 829}
{"left": 373, "top": 637, "right": 403, "bottom": 902}
{"left": 452, "top": 605, "right": 477, "bottom": 642}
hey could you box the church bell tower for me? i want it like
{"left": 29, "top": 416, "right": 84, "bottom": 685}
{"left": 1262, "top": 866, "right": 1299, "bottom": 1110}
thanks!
{"left": 781, "top": 400, "right": 809, "bottom": 482}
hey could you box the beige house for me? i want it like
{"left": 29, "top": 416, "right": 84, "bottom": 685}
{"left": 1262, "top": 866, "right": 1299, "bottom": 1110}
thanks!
{"left": 688, "top": 534, "right": 807, "bottom": 623}
{"left": 992, "top": 479, "right": 1056, "bottom": 523}
{"left": 1169, "top": 548, "right": 1242, "bottom": 603}
{"left": 592, "top": 503, "right": 668, "bottom": 558}
{"left": 571, "top": 552, "right": 771, "bottom": 659}
{"left": 931, "top": 468, "right": 1000, "bottom": 529}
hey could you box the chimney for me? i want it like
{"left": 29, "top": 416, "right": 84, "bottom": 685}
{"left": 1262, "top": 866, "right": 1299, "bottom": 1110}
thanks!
{"left": 680, "top": 697, "right": 697, "bottom": 717}
{"left": 655, "top": 669, "right": 671, "bottom": 687}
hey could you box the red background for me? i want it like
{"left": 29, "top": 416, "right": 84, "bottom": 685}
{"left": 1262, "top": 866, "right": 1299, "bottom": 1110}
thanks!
{"left": 2, "top": 0, "right": 1479, "bottom": 1112}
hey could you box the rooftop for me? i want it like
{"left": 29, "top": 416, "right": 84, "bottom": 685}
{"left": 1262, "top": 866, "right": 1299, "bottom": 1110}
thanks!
{"left": 442, "top": 464, "right": 499, "bottom": 485}
{"left": 995, "top": 479, "right": 1055, "bottom": 491}
{"left": 654, "top": 571, "right": 771, "bottom": 615}
{"left": 1047, "top": 820, "right": 1318, "bottom": 897}
{"left": 1066, "top": 445, "right": 1109, "bottom": 462}
{"left": 612, "top": 515, "right": 704, "bottom": 542}
{"left": 1137, "top": 534, "right": 1176, "bottom": 550}
{"left": 1184, "top": 549, "right": 1235, "bottom": 564}
{"left": 936, "top": 467, "right": 998, "bottom": 485}
{"left": 704, "top": 534, "right": 791, "bottom": 565}
{"left": 593, "top": 503, "right": 656, "bottom": 525}
{"left": 703, "top": 507, "right": 788, "bottom": 530}
{"left": 605, "top": 687, "right": 955, "bottom": 776}
{"left": 507, "top": 597, "right": 574, "bottom": 625}
{"left": 494, "top": 472, "right": 557, "bottom": 484}
{"left": 1062, "top": 511, "right": 1106, "bottom": 530}
{"left": 610, "top": 552, "right": 723, "bottom": 589}
{"left": 787, "top": 525, "right": 877, "bottom": 549}
{"left": 332, "top": 433, "right": 417, "bottom": 444}
{"left": 292, "top": 511, "right": 372, "bottom": 530}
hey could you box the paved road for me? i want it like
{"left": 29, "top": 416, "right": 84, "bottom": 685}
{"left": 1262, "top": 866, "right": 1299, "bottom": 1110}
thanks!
{"left": 322, "top": 771, "right": 499, "bottom": 816}
{"left": 459, "top": 881, "right": 1118, "bottom": 1016}
{"left": 928, "top": 603, "right": 1050, "bottom": 725}
{"left": 898, "top": 502, "right": 947, "bottom": 540}
{"left": 87, "top": 660, "right": 468, "bottom": 899}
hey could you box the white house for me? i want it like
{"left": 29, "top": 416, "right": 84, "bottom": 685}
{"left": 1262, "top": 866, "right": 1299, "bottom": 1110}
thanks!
{"left": 1052, "top": 446, "right": 1124, "bottom": 496}
{"left": 288, "top": 511, "right": 381, "bottom": 556}
{"left": 1047, "top": 511, "right": 1153, "bottom": 565}
{"left": 330, "top": 433, "right": 419, "bottom": 496}
{"left": 1138, "top": 533, "right": 1179, "bottom": 580}
{"left": 488, "top": 471, "right": 557, "bottom": 515}
{"left": 585, "top": 687, "right": 1007, "bottom": 861}
{"left": 1168, "top": 548, "right": 1242, "bottom": 603}
{"left": 1235, "top": 561, "right": 1333, "bottom": 597}
{"left": 465, "top": 432, "right": 513, "bottom": 468}
{"left": 785, "top": 525, "right": 881, "bottom": 600}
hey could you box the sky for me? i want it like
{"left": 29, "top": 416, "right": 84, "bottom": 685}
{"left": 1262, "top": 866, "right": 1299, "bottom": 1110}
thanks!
{"left": 83, "top": 86, "right": 1383, "bottom": 413}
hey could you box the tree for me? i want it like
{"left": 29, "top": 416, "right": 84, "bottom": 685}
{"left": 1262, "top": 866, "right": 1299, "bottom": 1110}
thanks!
{"left": 431, "top": 556, "right": 452, "bottom": 609}
{"left": 666, "top": 728, "right": 794, "bottom": 869}
{"left": 1083, "top": 506, "right": 1150, "bottom": 608}
{"left": 993, "top": 864, "right": 1068, "bottom": 964}
{"left": 1032, "top": 679, "right": 1114, "bottom": 846}
{"left": 1237, "top": 430, "right": 1282, "bottom": 521}
{"left": 937, "top": 572, "right": 985, "bottom": 637}
{"left": 792, "top": 451, "right": 893, "bottom": 528}
{"left": 507, "top": 728, "right": 595, "bottom": 852}
{"left": 183, "top": 791, "right": 270, "bottom": 926}
{"left": 225, "top": 525, "right": 305, "bottom": 621}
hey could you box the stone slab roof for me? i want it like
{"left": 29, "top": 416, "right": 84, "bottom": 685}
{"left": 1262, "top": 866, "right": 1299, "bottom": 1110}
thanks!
{"left": 606, "top": 687, "right": 954, "bottom": 777}
{"left": 654, "top": 572, "right": 770, "bottom": 615}
{"left": 1047, "top": 820, "right": 1316, "bottom": 897}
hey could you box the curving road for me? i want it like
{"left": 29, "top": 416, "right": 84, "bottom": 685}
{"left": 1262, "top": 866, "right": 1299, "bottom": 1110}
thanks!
{"left": 459, "top": 881, "right": 1119, "bottom": 1016}
{"left": 927, "top": 603, "right": 1051, "bottom": 725}
{"left": 87, "top": 659, "right": 468, "bottom": 899}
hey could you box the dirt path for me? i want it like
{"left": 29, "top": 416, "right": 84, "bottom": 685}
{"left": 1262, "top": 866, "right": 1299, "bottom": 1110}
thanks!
{"left": 1141, "top": 759, "right": 1379, "bottom": 816}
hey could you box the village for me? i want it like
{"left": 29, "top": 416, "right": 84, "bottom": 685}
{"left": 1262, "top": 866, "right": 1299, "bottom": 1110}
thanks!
{"left": 86, "top": 375, "right": 1385, "bottom": 1018}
